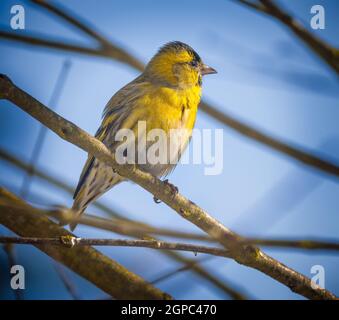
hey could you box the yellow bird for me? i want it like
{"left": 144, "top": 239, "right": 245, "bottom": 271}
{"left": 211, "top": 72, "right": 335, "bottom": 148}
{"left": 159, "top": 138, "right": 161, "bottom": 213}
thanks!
{"left": 71, "top": 41, "right": 216, "bottom": 230}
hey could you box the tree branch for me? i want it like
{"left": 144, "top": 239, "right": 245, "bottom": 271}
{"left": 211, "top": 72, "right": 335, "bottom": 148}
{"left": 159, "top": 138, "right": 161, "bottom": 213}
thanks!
{"left": 0, "top": 236, "right": 231, "bottom": 258}
{"left": 0, "top": 188, "right": 171, "bottom": 300}
{"left": 0, "top": 75, "right": 336, "bottom": 299}
{"left": 234, "top": 0, "right": 269, "bottom": 14}
{"left": 53, "top": 262, "right": 81, "bottom": 300}
{"left": 0, "top": 30, "right": 115, "bottom": 60}
{"left": 246, "top": 238, "right": 339, "bottom": 251}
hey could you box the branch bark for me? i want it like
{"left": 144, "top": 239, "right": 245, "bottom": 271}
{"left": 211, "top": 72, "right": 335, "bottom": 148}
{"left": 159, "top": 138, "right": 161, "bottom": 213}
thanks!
{"left": 0, "top": 75, "right": 336, "bottom": 300}
{"left": 246, "top": 238, "right": 339, "bottom": 251}
{"left": 0, "top": 188, "right": 171, "bottom": 300}
{"left": 0, "top": 235, "right": 231, "bottom": 258}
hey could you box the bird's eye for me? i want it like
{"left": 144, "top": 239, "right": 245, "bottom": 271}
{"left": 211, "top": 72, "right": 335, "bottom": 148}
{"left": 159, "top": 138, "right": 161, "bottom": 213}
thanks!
{"left": 190, "top": 60, "right": 198, "bottom": 67}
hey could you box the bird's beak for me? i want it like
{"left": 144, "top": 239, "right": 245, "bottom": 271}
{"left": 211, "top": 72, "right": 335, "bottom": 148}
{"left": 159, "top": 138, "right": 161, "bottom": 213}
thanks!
{"left": 201, "top": 64, "right": 217, "bottom": 76}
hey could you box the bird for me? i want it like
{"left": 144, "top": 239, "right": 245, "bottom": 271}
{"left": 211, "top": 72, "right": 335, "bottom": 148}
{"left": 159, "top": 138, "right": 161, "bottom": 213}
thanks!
{"left": 71, "top": 41, "right": 217, "bottom": 230}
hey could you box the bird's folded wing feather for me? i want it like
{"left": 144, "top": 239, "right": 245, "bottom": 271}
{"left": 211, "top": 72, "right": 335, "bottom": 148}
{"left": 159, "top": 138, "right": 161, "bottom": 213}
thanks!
{"left": 73, "top": 76, "right": 146, "bottom": 199}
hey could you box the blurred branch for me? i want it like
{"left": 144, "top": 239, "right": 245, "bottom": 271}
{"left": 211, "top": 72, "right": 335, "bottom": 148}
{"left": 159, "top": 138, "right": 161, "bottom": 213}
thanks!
{"left": 234, "top": 0, "right": 339, "bottom": 74}
{"left": 235, "top": 0, "right": 269, "bottom": 13}
{"left": 151, "top": 256, "right": 213, "bottom": 285}
{"left": 53, "top": 262, "right": 81, "bottom": 300}
{"left": 0, "top": 236, "right": 231, "bottom": 258}
{"left": 0, "top": 147, "right": 128, "bottom": 221}
{"left": 150, "top": 256, "right": 251, "bottom": 299}
{"left": 1, "top": 4, "right": 339, "bottom": 178}
{"left": 0, "top": 149, "right": 245, "bottom": 300}
{"left": 30, "top": 0, "right": 144, "bottom": 71}
{"left": 0, "top": 188, "right": 171, "bottom": 300}
{"left": 0, "top": 75, "right": 336, "bottom": 300}
{"left": 246, "top": 238, "right": 339, "bottom": 251}
{"left": 20, "top": 59, "right": 72, "bottom": 199}
{"left": 0, "top": 30, "right": 116, "bottom": 60}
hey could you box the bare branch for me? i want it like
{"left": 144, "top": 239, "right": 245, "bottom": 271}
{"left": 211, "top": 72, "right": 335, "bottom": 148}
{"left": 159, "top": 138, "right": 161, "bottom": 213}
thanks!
{"left": 20, "top": 60, "right": 72, "bottom": 199}
{"left": 0, "top": 236, "right": 231, "bottom": 258}
{"left": 53, "top": 262, "right": 81, "bottom": 300}
{"left": 151, "top": 257, "right": 213, "bottom": 285}
{"left": 246, "top": 238, "right": 339, "bottom": 251}
{"left": 0, "top": 30, "right": 112, "bottom": 59}
{"left": 234, "top": 0, "right": 269, "bottom": 13}
{"left": 0, "top": 188, "right": 171, "bottom": 300}
{"left": 0, "top": 75, "right": 336, "bottom": 299}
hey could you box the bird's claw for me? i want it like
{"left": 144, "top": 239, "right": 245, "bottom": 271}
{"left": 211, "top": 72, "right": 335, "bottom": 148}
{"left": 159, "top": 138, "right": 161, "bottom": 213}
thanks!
{"left": 153, "top": 196, "right": 161, "bottom": 204}
{"left": 153, "top": 180, "right": 178, "bottom": 204}
{"left": 164, "top": 179, "right": 179, "bottom": 198}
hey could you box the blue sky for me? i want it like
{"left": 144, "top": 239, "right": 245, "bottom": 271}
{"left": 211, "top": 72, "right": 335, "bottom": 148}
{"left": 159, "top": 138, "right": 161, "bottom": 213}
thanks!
{"left": 0, "top": 0, "right": 338, "bottom": 299}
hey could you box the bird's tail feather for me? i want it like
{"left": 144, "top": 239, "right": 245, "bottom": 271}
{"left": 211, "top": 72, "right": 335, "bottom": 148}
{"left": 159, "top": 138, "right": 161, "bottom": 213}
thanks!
{"left": 71, "top": 165, "right": 123, "bottom": 231}
{"left": 70, "top": 201, "right": 87, "bottom": 231}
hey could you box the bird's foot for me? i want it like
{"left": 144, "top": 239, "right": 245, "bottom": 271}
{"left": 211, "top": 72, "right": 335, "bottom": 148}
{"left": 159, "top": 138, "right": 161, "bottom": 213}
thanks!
{"left": 164, "top": 179, "right": 179, "bottom": 198}
{"left": 153, "top": 179, "right": 179, "bottom": 204}
{"left": 153, "top": 196, "right": 161, "bottom": 204}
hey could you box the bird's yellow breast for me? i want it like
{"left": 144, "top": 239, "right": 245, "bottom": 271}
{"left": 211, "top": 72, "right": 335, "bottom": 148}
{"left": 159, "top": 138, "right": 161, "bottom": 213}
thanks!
{"left": 137, "top": 84, "right": 202, "bottom": 133}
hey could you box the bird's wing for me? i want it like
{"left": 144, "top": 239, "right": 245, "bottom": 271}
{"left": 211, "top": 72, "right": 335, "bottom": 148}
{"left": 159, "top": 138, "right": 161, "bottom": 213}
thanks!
{"left": 73, "top": 76, "right": 146, "bottom": 200}
{"left": 73, "top": 156, "right": 94, "bottom": 200}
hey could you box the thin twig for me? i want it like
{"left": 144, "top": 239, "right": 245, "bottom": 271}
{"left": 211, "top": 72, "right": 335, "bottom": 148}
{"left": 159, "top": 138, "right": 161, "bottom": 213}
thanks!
{"left": 246, "top": 238, "right": 339, "bottom": 251}
{"left": 151, "top": 256, "right": 213, "bottom": 285}
{"left": 151, "top": 256, "right": 251, "bottom": 299}
{"left": 0, "top": 75, "right": 335, "bottom": 299}
{"left": 53, "top": 262, "right": 81, "bottom": 300}
{"left": 0, "top": 236, "right": 231, "bottom": 257}
{"left": 0, "top": 30, "right": 115, "bottom": 60}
